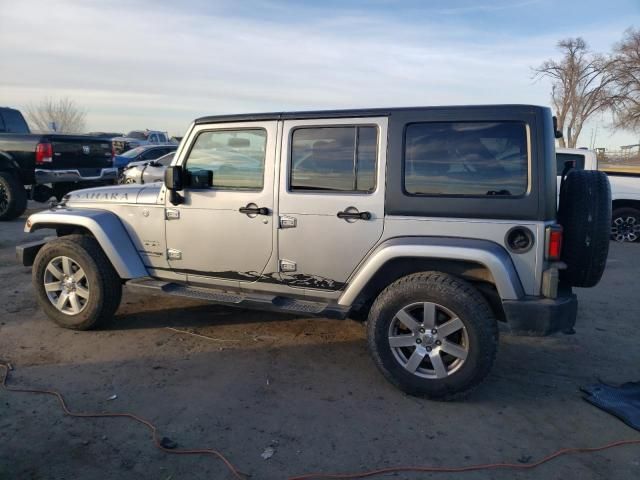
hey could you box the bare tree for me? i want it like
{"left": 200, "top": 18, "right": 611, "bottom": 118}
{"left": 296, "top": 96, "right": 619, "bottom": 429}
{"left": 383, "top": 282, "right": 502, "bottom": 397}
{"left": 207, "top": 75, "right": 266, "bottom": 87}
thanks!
{"left": 25, "top": 97, "right": 87, "bottom": 133}
{"left": 610, "top": 28, "right": 640, "bottom": 131}
{"left": 534, "top": 38, "right": 615, "bottom": 148}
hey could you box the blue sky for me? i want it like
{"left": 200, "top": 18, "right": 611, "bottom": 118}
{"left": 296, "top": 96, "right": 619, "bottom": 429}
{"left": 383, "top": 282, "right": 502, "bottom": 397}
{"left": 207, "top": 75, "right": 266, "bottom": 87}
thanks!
{"left": 0, "top": 0, "right": 638, "bottom": 147}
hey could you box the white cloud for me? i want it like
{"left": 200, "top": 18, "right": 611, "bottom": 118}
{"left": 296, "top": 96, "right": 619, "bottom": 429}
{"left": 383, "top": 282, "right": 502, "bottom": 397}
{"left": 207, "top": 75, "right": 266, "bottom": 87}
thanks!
{"left": 0, "top": 0, "right": 636, "bottom": 147}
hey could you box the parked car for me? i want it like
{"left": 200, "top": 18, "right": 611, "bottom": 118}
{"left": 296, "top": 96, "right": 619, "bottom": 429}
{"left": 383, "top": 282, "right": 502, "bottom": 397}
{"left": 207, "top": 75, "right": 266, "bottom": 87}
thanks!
{"left": 119, "top": 152, "right": 175, "bottom": 184}
{"left": 557, "top": 148, "right": 640, "bottom": 242}
{"left": 0, "top": 106, "right": 116, "bottom": 221}
{"left": 18, "top": 105, "right": 611, "bottom": 400}
{"left": 111, "top": 130, "right": 172, "bottom": 154}
{"left": 113, "top": 144, "right": 177, "bottom": 169}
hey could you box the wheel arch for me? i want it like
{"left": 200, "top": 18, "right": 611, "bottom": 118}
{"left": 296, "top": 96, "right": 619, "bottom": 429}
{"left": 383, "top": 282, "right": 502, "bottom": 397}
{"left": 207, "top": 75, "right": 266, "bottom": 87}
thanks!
{"left": 340, "top": 237, "right": 524, "bottom": 321}
{"left": 26, "top": 209, "right": 148, "bottom": 279}
{"left": 0, "top": 151, "right": 20, "bottom": 172}
{"left": 612, "top": 199, "right": 640, "bottom": 212}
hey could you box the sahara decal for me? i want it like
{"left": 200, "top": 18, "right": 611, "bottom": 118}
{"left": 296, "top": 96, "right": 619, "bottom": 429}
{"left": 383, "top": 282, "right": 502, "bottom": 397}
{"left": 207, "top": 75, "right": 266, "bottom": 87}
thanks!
{"left": 70, "top": 191, "right": 130, "bottom": 202}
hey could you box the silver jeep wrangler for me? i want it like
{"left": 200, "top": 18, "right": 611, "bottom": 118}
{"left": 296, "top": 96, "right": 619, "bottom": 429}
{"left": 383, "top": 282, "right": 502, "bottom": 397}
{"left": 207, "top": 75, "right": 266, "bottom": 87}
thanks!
{"left": 17, "top": 105, "right": 611, "bottom": 399}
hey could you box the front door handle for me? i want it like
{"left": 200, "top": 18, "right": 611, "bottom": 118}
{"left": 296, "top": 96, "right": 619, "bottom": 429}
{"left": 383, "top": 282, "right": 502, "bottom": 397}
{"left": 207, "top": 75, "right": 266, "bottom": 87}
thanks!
{"left": 337, "top": 210, "right": 372, "bottom": 220}
{"left": 239, "top": 205, "right": 270, "bottom": 215}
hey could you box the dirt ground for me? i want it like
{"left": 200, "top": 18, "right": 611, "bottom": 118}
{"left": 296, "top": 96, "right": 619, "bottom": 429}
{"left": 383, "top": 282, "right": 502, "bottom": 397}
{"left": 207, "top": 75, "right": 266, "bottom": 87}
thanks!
{"left": 1, "top": 204, "right": 639, "bottom": 480}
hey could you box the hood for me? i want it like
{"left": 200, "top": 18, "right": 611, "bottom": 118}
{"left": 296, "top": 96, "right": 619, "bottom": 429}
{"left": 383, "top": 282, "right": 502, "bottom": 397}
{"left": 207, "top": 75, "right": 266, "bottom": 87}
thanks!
{"left": 64, "top": 183, "right": 162, "bottom": 205}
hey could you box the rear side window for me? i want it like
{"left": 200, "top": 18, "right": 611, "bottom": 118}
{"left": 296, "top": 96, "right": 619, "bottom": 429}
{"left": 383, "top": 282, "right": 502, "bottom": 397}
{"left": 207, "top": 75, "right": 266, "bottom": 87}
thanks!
{"left": 185, "top": 129, "right": 266, "bottom": 190}
{"left": 404, "top": 122, "right": 528, "bottom": 197}
{"left": 556, "top": 153, "right": 585, "bottom": 174}
{"left": 290, "top": 126, "right": 377, "bottom": 193}
{"left": 1, "top": 109, "right": 29, "bottom": 133}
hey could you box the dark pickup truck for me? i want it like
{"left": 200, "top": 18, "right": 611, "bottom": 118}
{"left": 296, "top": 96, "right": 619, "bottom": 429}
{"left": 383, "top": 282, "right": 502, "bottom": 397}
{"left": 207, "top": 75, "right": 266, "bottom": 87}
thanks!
{"left": 0, "top": 107, "right": 117, "bottom": 220}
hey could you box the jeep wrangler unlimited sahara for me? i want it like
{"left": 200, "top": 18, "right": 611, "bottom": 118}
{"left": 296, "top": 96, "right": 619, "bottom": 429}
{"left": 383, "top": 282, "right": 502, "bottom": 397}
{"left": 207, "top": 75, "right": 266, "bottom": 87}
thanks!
{"left": 17, "top": 105, "right": 611, "bottom": 399}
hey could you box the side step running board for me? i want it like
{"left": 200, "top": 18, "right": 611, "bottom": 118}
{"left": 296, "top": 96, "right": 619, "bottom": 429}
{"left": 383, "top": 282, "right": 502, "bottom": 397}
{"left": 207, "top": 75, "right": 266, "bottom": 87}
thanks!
{"left": 126, "top": 277, "right": 348, "bottom": 318}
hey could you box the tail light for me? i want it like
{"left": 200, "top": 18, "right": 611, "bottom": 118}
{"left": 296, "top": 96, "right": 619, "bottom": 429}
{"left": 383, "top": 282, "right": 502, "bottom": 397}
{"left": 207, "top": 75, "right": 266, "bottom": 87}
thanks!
{"left": 545, "top": 225, "right": 563, "bottom": 261}
{"left": 35, "top": 142, "right": 53, "bottom": 164}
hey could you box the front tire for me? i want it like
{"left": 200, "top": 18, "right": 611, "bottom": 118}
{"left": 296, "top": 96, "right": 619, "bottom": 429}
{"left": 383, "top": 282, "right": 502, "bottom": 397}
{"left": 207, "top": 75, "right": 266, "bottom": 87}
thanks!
{"left": 367, "top": 272, "right": 498, "bottom": 400}
{"left": 32, "top": 235, "right": 122, "bottom": 330}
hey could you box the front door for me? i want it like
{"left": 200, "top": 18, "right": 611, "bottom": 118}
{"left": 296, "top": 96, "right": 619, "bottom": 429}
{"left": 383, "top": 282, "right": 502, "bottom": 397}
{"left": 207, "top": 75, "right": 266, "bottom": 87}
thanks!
{"left": 277, "top": 117, "right": 388, "bottom": 294}
{"left": 165, "top": 121, "right": 278, "bottom": 287}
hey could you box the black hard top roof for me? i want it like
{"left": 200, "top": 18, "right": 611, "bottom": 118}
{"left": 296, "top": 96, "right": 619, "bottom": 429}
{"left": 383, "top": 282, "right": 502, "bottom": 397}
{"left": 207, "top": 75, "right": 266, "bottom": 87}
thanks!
{"left": 194, "top": 104, "right": 545, "bottom": 124}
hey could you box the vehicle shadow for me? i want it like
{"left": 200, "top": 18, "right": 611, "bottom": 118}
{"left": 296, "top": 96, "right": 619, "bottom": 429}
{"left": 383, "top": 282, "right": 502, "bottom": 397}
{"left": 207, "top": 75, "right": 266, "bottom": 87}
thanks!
{"left": 108, "top": 302, "right": 305, "bottom": 331}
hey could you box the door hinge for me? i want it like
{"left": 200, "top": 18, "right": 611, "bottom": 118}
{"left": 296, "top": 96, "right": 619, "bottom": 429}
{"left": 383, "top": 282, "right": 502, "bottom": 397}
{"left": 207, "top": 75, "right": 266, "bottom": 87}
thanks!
{"left": 167, "top": 248, "right": 182, "bottom": 260}
{"left": 279, "top": 259, "right": 297, "bottom": 272}
{"left": 279, "top": 215, "right": 297, "bottom": 229}
{"left": 166, "top": 208, "right": 180, "bottom": 220}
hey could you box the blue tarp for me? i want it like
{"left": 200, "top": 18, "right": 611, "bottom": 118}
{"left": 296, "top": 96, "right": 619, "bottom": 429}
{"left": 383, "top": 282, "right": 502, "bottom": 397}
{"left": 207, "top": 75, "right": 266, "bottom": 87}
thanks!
{"left": 582, "top": 382, "right": 640, "bottom": 431}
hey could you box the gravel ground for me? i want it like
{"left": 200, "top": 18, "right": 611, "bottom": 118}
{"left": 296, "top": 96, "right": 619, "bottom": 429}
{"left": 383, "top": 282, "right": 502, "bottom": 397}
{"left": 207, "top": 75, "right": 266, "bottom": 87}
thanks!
{"left": 1, "top": 204, "right": 639, "bottom": 479}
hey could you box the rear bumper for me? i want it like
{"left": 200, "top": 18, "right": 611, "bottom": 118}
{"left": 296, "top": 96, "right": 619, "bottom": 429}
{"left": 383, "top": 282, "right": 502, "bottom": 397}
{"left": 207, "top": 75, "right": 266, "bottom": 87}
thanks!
{"left": 34, "top": 168, "right": 118, "bottom": 184}
{"left": 502, "top": 290, "right": 577, "bottom": 336}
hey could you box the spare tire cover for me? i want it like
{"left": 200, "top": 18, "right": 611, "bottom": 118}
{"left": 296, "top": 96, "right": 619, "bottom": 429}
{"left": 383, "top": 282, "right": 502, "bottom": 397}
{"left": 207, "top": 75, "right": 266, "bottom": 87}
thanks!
{"left": 557, "top": 169, "right": 611, "bottom": 288}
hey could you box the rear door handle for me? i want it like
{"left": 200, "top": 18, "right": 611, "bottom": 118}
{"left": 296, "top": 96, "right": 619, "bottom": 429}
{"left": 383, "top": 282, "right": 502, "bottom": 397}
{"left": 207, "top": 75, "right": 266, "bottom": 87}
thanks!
{"left": 239, "top": 205, "right": 270, "bottom": 215}
{"left": 337, "top": 210, "right": 371, "bottom": 220}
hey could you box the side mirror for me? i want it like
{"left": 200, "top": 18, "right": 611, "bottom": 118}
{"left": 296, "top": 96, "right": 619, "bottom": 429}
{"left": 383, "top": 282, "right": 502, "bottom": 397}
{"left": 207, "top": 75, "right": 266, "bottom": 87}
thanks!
{"left": 552, "top": 116, "right": 563, "bottom": 139}
{"left": 164, "top": 166, "right": 184, "bottom": 205}
{"left": 164, "top": 166, "right": 183, "bottom": 191}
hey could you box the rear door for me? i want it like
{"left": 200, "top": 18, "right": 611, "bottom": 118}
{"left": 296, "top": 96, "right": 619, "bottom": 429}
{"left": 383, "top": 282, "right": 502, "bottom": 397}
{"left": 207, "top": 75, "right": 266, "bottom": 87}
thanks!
{"left": 277, "top": 117, "right": 387, "bottom": 293}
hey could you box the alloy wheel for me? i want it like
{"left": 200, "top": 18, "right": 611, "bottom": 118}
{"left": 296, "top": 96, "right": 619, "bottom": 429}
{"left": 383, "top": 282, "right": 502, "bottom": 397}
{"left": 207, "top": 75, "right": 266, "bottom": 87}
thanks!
{"left": 611, "top": 215, "right": 640, "bottom": 242}
{"left": 388, "top": 302, "right": 469, "bottom": 379}
{"left": 43, "top": 256, "right": 90, "bottom": 315}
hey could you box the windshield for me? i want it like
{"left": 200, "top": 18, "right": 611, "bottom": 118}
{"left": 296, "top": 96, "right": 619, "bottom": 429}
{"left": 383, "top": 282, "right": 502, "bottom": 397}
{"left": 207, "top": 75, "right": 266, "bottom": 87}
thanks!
{"left": 157, "top": 152, "right": 175, "bottom": 166}
{"left": 120, "top": 146, "right": 147, "bottom": 158}
{"left": 126, "top": 131, "right": 148, "bottom": 140}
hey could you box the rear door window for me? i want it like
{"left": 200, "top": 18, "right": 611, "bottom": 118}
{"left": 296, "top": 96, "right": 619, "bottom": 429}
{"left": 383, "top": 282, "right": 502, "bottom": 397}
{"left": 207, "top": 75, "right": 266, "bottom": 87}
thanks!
{"left": 404, "top": 121, "right": 528, "bottom": 196}
{"left": 290, "top": 126, "right": 377, "bottom": 193}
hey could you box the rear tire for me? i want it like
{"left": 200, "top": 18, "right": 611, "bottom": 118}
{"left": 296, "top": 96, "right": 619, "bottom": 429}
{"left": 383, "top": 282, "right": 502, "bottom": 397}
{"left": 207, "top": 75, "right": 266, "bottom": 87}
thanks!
{"left": 367, "top": 272, "right": 498, "bottom": 400}
{"left": 32, "top": 235, "right": 122, "bottom": 330}
{"left": 558, "top": 170, "right": 611, "bottom": 288}
{"left": 0, "top": 171, "right": 28, "bottom": 221}
{"left": 611, "top": 207, "right": 640, "bottom": 243}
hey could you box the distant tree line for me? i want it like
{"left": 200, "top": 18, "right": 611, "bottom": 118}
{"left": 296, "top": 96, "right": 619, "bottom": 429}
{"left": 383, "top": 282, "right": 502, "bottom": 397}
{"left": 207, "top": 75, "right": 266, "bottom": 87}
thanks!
{"left": 535, "top": 28, "right": 640, "bottom": 148}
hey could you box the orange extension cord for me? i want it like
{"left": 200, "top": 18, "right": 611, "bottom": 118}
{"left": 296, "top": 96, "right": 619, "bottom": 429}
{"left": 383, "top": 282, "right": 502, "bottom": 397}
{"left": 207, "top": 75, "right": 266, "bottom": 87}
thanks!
{"left": 2, "top": 362, "right": 639, "bottom": 480}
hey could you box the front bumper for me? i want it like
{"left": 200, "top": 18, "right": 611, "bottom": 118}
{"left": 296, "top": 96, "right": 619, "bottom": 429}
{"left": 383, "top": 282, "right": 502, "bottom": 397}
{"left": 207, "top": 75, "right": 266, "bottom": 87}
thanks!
{"left": 502, "top": 289, "right": 577, "bottom": 336}
{"left": 16, "top": 239, "right": 47, "bottom": 267}
{"left": 34, "top": 167, "right": 118, "bottom": 184}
